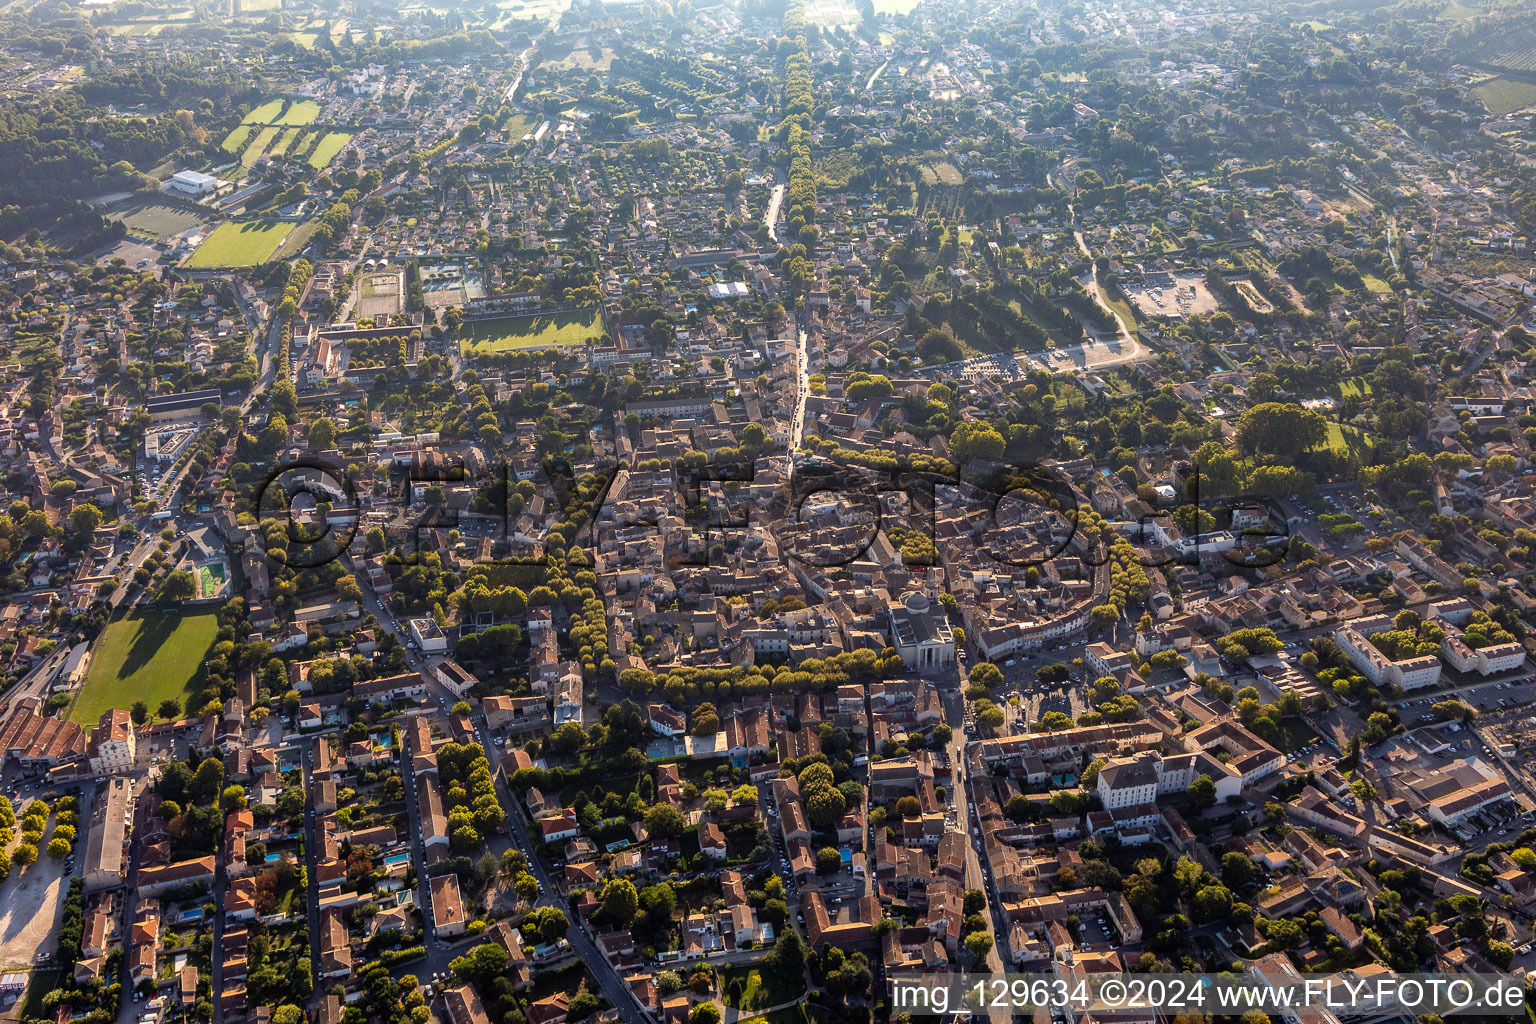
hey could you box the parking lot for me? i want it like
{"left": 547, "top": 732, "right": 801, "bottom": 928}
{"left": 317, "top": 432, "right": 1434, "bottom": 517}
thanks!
{"left": 1395, "top": 678, "right": 1536, "bottom": 720}
{"left": 1073, "top": 912, "right": 1120, "bottom": 953}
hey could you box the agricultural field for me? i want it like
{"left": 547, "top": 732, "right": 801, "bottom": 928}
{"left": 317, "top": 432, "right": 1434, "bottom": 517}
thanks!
{"left": 919, "top": 161, "right": 963, "bottom": 185}
{"left": 228, "top": 125, "right": 349, "bottom": 173}
{"left": 242, "top": 99, "right": 287, "bottom": 124}
{"left": 221, "top": 124, "right": 256, "bottom": 153}
{"left": 68, "top": 607, "right": 220, "bottom": 724}
{"left": 106, "top": 198, "right": 207, "bottom": 240}
{"left": 184, "top": 220, "right": 297, "bottom": 268}
{"left": 306, "top": 131, "right": 353, "bottom": 170}
{"left": 1475, "top": 24, "right": 1536, "bottom": 72}
{"left": 242, "top": 98, "right": 322, "bottom": 126}
{"left": 241, "top": 126, "right": 280, "bottom": 167}
{"left": 276, "top": 100, "right": 322, "bottom": 125}
{"left": 804, "top": 0, "right": 859, "bottom": 27}
{"left": 1473, "top": 75, "right": 1536, "bottom": 115}
{"left": 96, "top": 8, "right": 196, "bottom": 34}
{"left": 459, "top": 308, "right": 605, "bottom": 355}
{"left": 487, "top": 0, "right": 568, "bottom": 28}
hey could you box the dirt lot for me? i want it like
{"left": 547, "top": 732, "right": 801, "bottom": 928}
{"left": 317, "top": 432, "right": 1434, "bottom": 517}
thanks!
{"left": 356, "top": 271, "right": 404, "bottom": 318}
{"left": 1121, "top": 271, "right": 1220, "bottom": 321}
{"left": 0, "top": 790, "right": 90, "bottom": 970}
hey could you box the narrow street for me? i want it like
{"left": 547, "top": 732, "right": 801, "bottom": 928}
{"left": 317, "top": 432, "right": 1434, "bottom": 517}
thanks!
{"left": 354, "top": 571, "right": 650, "bottom": 1021}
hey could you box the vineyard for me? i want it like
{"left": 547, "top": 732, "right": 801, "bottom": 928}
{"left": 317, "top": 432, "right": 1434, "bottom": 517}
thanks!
{"left": 1470, "top": 20, "right": 1536, "bottom": 71}
{"left": 1474, "top": 76, "right": 1536, "bottom": 114}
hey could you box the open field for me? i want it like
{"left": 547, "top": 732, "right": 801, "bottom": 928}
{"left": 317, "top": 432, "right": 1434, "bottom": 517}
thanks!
{"left": 276, "top": 99, "right": 322, "bottom": 125}
{"left": 721, "top": 967, "right": 801, "bottom": 1011}
{"left": 184, "top": 220, "right": 296, "bottom": 268}
{"left": 307, "top": 131, "right": 352, "bottom": 170}
{"left": 919, "top": 160, "right": 963, "bottom": 185}
{"left": 243, "top": 99, "right": 287, "bottom": 124}
{"left": 357, "top": 271, "right": 404, "bottom": 318}
{"left": 69, "top": 608, "right": 219, "bottom": 724}
{"left": 267, "top": 127, "right": 301, "bottom": 157}
{"left": 221, "top": 124, "right": 256, "bottom": 153}
{"left": 1324, "top": 421, "right": 1374, "bottom": 459}
{"left": 459, "top": 308, "right": 605, "bottom": 355}
{"left": 20, "top": 971, "right": 60, "bottom": 1016}
{"left": 241, "top": 125, "right": 280, "bottom": 166}
{"left": 106, "top": 198, "right": 206, "bottom": 240}
{"left": 1474, "top": 76, "right": 1536, "bottom": 115}
{"left": 488, "top": 0, "right": 568, "bottom": 27}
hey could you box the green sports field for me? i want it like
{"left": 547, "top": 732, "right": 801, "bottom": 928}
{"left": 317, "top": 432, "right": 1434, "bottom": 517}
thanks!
{"left": 184, "top": 220, "right": 296, "bottom": 268}
{"left": 459, "top": 308, "right": 606, "bottom": 355}
{"left": 69, "top": 608, "right": 220, "bottom": 724}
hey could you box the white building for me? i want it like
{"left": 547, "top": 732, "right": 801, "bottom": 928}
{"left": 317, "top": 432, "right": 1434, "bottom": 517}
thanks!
{"left": 887, "top": 592, "right": 955, "bottom": 675}
{"left": 1334, "top": 624, "right": 1442, "bottom": 691}
{"left": 407, "top": 617, "right": 448, "bottom": 654}
{"left": 87, "top": 709, "right": 136, "bottom": 776}
{"left": 166, "top": 170, "right": 218, "bottom": 197}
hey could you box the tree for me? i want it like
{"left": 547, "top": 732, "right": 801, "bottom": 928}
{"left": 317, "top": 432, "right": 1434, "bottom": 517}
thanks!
{"left": 567, "top": 987, "right": 601, "bottom": 1022}
{"left": 12, "top": 844, "right": 36, "bottom": 866}
{"left": 815, "top": 847, "right": 842, "bottom": 874}
{"left": 690, "top": 1004, "right": 721, "bottom": 1024}
{"left": 308, "top": 417, "right": 337, "bottom": 451}
{"left": 158, "top": 698, "right": 182, "bottom": 720}
{"left": 450, "top": 942, "right": 508, "bottom": 981}
{"left": 600, "top": 878, "right": 639, "bottom": 927}
{"left": 804, "top": 782, "right": 846, "bottom": 827}
{"left": 645, "top": 803, "right": 686, "bottom": 839}
{"left": 70, "top": 503, "right": 102, "bottom": 537}
{"left": 47, "top": 838, "right": 70, "bottom": 859}
{"left": 160, "top": 570, "right": 197, "bottom": 602}
{"left": 1235, "top": 402, "right": 1327, "bottom": 458}
{"left": 765, "top": 929, "right": 806, "bottom": 987}
{"left": 1221, "top": 851, "right": 1255, "bottom": 887}
{"left": 1187, "top": 774, "right": 1217, "bottom": 809}
{"left": 1193, "top": 884, "right": 1233, "bottom": 922}
{"left": 964, "top": 930, "right": 994, "bottom": 961}
{"left": 529, "top": 906, "right": 568, "bottom": 945}
{"left": 968, "top": 662, "right": 1003, "bottom": 689}
{"left": 188, "top": 758, "right": 225, "bottom": 803}
{"left": 691, "top": 702, "right": 720, "bottom": 735}
{"left": 131, "top": 701, "right": 149, "bottom": 726}
{"left": 950, "top": 421, "right": 1006, "bottom": 463}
